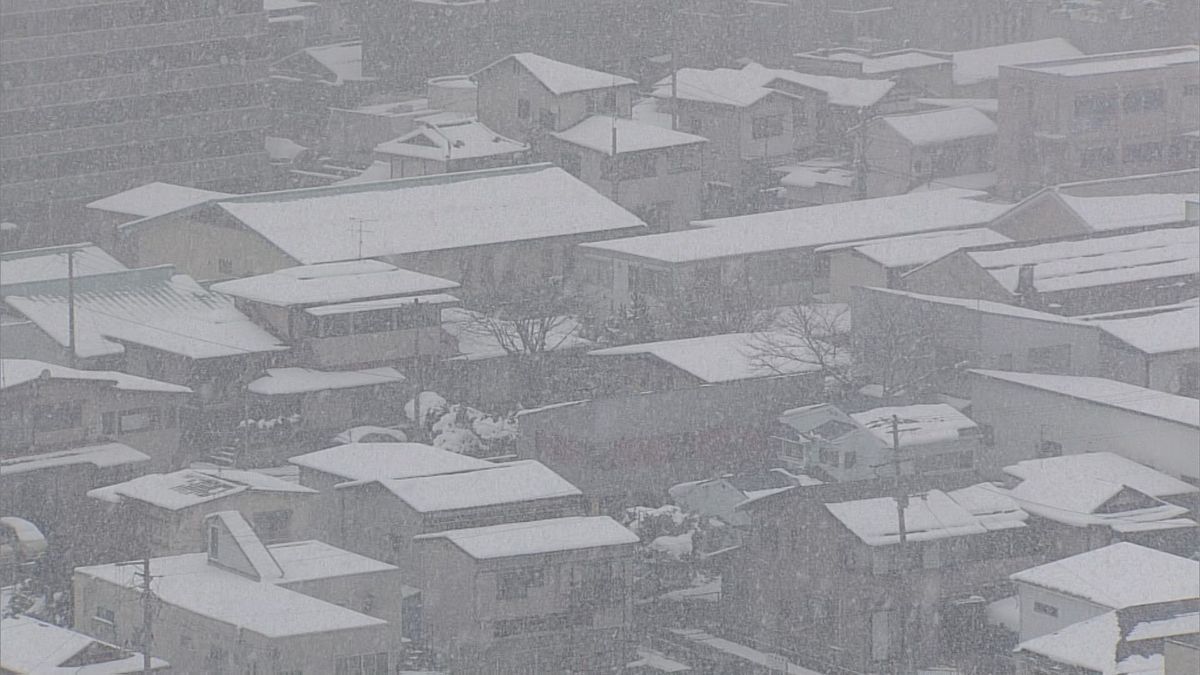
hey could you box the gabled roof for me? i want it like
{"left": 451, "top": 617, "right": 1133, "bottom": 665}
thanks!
{"left": 855, "top": 287, "right": 1092, "bottom": 327}
{"left": 1079, "top": 300, "right": 1200, "bottom": 355}
{"left": 1005, "top": 453, "right": 1198, "bottom": 499}
{"left": 949, "top": 38, "right": 1083, "bottom": 86}
{"left": 210, "top": 260, "right": 459, "bottom": 307}
{"left": 0, "top": 616, "right": 168, "bottom": 673}
{"left": 815, "top": 227, "right": 1011, "bottom": 269}
{"left": 0, "top": 442, "right": 150, "bottom": 477}
{"left": 851, "top": 403, "right": 979, "bottom": 448}
{"left": 1017, "top": 610, "right": 1196, "bottom": 675}
{"left": 89, "top": 469, "right": 315, "bottom": 511}
{"left": 247, "top": 366, "right": 405, "bottom": 396}
{"left": 821, "top": 49, "right": 950, "bottom": 74}
{"left": 476, "top": 53, "right": 636, "bottom": 95}
{"left": 877, "top": 107, "right": 997, "bottom": 146}
{"left": 0, "top": 358, "right": 191, "bottom": 394}
{"left": 295, "top": 41, "right": 372, "bottom": 84}
{"left": 374, "top": 118, "right": 528, "bottom": 161}
{"left": 1010, "top": 542, "right": 1199, "bottom": 609}
{"left": 288, "top": 442, "right": 492, "bottom": 482}
{"left": 652, "top": 62, "right": 894, "bottom": 108}
{"left": 85, "top": 182, "right": 231, "bottom": 219}
{"left": 378, "top": 460, "right": 580, "bottom": 513}
{"left": 589, "top": 331, "right": 836, "bottom": 383}
{"left": 414, "top": 515, "right": 638, "bottom": 559}
{"left": 0, "top": 243, "right": 128, "bottom": 287}
{"left": 826, "top": 484, "right": 1027, "bottom": 546}
{"left": 1055, "top": 193, "right": 1197, "bottom": 233}
{"left": 551, "top": 116, "right": 707, "bottom": 155}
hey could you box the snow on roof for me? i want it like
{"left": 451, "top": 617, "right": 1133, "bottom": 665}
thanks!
{"left": 3, "top": 267, "right": 289, "bottom": 360}
{"left": 210, "top": 260, "right": 459, "bottom": 307}
{"left": 85, "top": 182, "right": 231, "bottom": 218}
{"left": 1056, "top": 193, "right": 1198, "bottom": 233}
{"left": 478, "top": 53, "right": 636, "bottom": 95}
{"left": 379, "top": 460, "right": 580, "bottom": 513}
{"left": 1080, "top": 300, "right": 1200, "bottom": 354}
{"left": 860, "top": 287, "right": 1090, "bottom": 326}
{"left": 965, "top": 226, "right": 1200, "bottom": 294}
{"left": 301, "top": 41, "right": 371, "bottom": 84}
{"left": 579, "top": 189, "right": 1009, "bottom": 264}
{"left": 0, "top": 358, "right": 191, "bottom": 393}
{"left": 265, "top": 539, "right": 397, "bottom": 583}
{"left": 0, "top": 243, "right": 128, "bottom": 287}
{"left": 879, "top": 107, "right": 997, "bottom": 146}
{"left": 632, "top": 98, "right": 674, "bottom": 130}
{"left": 651, "top": 62, "right": 893, "bottom": 108}
{"left": 441, "top": 306, "right": 591, "bottom": 361}
{"left": 0, "top": 616, "right": 168, "bottom": 673}
{"left": 665, "top": 628, "right": 827, "bottom": 674}
{"left": 1006, "top": 453, "right": 1198, "bottom": 499}
{"left": 215, "top": 164, "right": 645, "bottom": 264}
{"left": 775, "top": 162, "right": 855, "bottom": 189}
{"left": 0, "top": 442, "right": 150, "bottom": 477}
{"left": 247, "top": 366, "right": 405, "bottom": 395}
{"left": 950, "top": 38, "right": 1083, "bottom": 86}
{"left": 826, "top": 486, "right": 1027, "bottom": 546}
{"left": 375, "top": 118, "right": 528, "bottom": 161}
{"left": 551, "top": 115, "right": 707, "bottom": 155}
{"left": 816, "top": 227, "right": 1012, "bottom": 268}
{"left": 850, "top": 403, "right": 979, "bottom": 448}
{"left": 414, "top": 515, "right": 637, "bottom": 559}
{"left": 304, "top": 292, "right": 460, "bottom": 316}
{"left": 755, "top": 63, "right": 896, "bottom": 108}
{"left": 1010, "top": 542, "right": 1199, "bottom": 609}
{"left": 589, "top": 330, "right": 836, "bottom": 383}
{"left": 825, "top": 50, "right": 949, "bottom": 74}
{"left": 288, "top": 442, "right": 492, "bottom": 481}
{"left": 910, "top": 171, "right": 997, "bottom": 193}
{"left": 265, "top": 135, "right": 308, "bottom": 162}
{"left": 1128, "top": 612, "right": 1200, "bottom": 641}
{"left": 970, "top": 369, "right": 1200, "bottom": 428}
{"left": 88, "top": 469, "right": 315, "bottom": 510}
{"left": 1011, "top": 45, "right": 1199, "bottom": 78}
{"left": 335, "top": 160, "right": 393, "bottom": 185}
{"left": 916, "top": 97, "right": 1000, "bottom": 115}
{"left": 1015, "top": 611, "right": 1175, "bottom": 675}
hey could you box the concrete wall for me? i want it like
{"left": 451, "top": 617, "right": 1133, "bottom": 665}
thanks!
{"left": 1014, "top": 582, "right": 1110, "bottom": 642}
{"left": 120, "top": 208, "right": 297, "bottom": 282}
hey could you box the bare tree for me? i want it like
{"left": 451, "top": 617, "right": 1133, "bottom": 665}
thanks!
{"left": 460, "top": 278, "right": 584, "bottom": 356}
{"left": 750, "top": 303, "right": 855, "bottom": 390}
{"left": 661, "top": 274, "right": 769, "bottom": 339}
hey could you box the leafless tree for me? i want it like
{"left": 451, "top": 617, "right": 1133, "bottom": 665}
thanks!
{"left": 461, "top": 278, "right": 583, "bottom": 356}
{"left": 750, "top": 303, "right": 855, "bottom": 390}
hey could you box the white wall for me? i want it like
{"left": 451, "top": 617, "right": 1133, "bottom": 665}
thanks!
{"left": 1015, "top": 582, "right": 1110, "bottom": 642}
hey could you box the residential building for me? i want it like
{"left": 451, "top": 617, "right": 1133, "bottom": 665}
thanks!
{"left": 574, "top": 189, "right": 1011, "bottom": 320}
{"left": 268, "top": 40, "right": 380, "bottom": 146}
{"left": 373, "top": 116, "right": 529, "bottom": 179}
{"left": 791, "top": 48, "right": 954, "bottom": 98}
{"left": 0, "top": 243, "right": 129, "bottom": 290}
{"left": 938, "top": 38, "right": 1085, "bottom": 98}
{"left": 84, "top": 183, "right": 232, "bottom": 249}
{"left": 1081, "top": 300, "right": 1200, "bottom": 397}
{"left": 539, "top": 116, "right": 708, "bottom": 231}
{"left": 74, "top": 511, "right": 411, "bottom": 674}
{"left": 1166, "top": 634, "right": 1200, "bottom": 675}
{"left": 901, "top": 225, "right": 1200, "bottom": 315}
{"left": 0, "top": 0, "right": 271, "bottom": 244}
{"left": 863, "top": 107, "right": 998, "bottom": 197}
{"left": 1030, "top": 0, "right": 1199, "bottom": 54}
{"left": 473, "top": 53, "right": 637, "bottom": 144}
{"left": 968, "top": 369, "right": 1200, "bottom": 483}
{"left": 725, "top": 478, "right": 1039, "bottom": 672}
{"left": 1015, "top": 605, "right": 1200, "bottom": 675}
{"left": 995, "top": 46, "right": 1200, "bottom": 198}
{"left": 115, "top": 163, "right": 647, "bottom": 299}
{"left": 1009, "top": 542, "right": 1199, "bottom": 641}
{"left": 668, "top": 469, "right": 819, "bottom": 528}
{"left": 88, "top": 468, "right": 317, "bottom": 556}
{"left": 772, "top": 160, "right": 857, "bottom": 207}
{"left": 412, "top": 515, "right": 640, "bottom": 673}
{"left": 1, "top": 615, "right": 167, "bottom": 673}
{"left": 1000, "top": 453, "right": 1198, "bottom": 558}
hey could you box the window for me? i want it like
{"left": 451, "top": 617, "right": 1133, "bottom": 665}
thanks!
{"left": 1185, "top": 84, "right": 1200, "bottom": 97}
{"left": 1079, "top": 146, "right": 1116, "bottom": 169}
{"left": 1032, "top": 601, "right": 1059, "bottom": 618}
{"left": 32, "top": 401, "right": 82, "bottom": 432}
{"left": 1074, "top": 93, "right": 1117, "bottom": 118}
{"left": 688, "top": 117, "right": 703, "bottom": 135}
{"left": 818, "top": 446, "right": 838, "bottom": 466}
{"left": 112, "top": 407, "right": 160, "bottom": 433}
{"left": 587, "top": 90, "right": 618, "bottom": 114}
{"left": 335, "top": 653, "right": 388, "bottom": 675}
{"left": 218, "top": 258, "right": 233, "bottom": 275}
{"left": 1123, "top": 88, "right": 1165, "bottom": 113}
{"left": 635, "top": 267, "right": 671, "bottom": 297}
{"left": 842, "top": 451, "right": 857, "bottom": 469}
{"left": 1123, "top": 141, "right": 1163, "bottom": 164}
{"left": 751, "top": 114, "right": 785, "bottom": 139}
{"left": 94, "top": 606, "right": 115, "bottom": 626}
{"left": 559, "top": 152, "right": 582, "bottom": 177}
{"left": 517, "top": 98, "right": 530, "bottom": 120}
{"left": 498, "top": 567, "right": 545, "bottom": 599}
{"left": 581, "top": 257, "right": 613, "bottom": 287}
{"left": 541, "top": 246, "right": 556, "bottom": 278}
{"left": 694, "top": 264, "right": 721, "bottom": 289}
{"left": 1027, "top": 344, "right": 1071, "bottom": 373}
{"left": 793, "top": 102, "right": 808, "bottom": 128}
{"left": 538, "top": 108, "right": 557, "bottom": 130}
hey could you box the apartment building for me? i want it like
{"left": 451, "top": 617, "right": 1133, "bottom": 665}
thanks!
{"left": 996, "top": 46, "right": 1200, "bottom": 198}
{"left": 0, "top": 0, "right": 271, "bottom": 244}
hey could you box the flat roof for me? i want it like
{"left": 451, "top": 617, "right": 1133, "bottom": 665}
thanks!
{"left": 551, "top": 115, "right": 706, "bottom": 155}
{"left": 0, "top": 443, "right": 150, "bottom": 477}
{"left": 0, "top": 616, "right": 168, "bottom": 673}
{"left": 1057, "top": 192, "right": 1197, "bottom": 233}
{"left": 247, "top": 366, "right": 405, "bottom": 395}
{"left": 878, "top": 107, "right": 997, "bottom": 147}
{"left": 826, "top": 485, "right": 1026, "bottom": 546}
{"left": 288, "top": 442, "right": 492, "bottom": 481}
{"left": 1009, "top": 45, "right": 1199, "bottom": 77}
{"left": 589, "top": 330, "right": 835, "bottom": 383}
{"left": 85, "top": 182, "right": 231, "bottom": 218}
{"left": 414, "top": 515, "right": 638, "bottom": 559}
{"left": 210, "top": 260, "right": 459, "bottom": 307}
{"left": 379, "top": 460, "right": 580, "bottom": 513}
{"left": 0, "top": 243, "right": 128, "bottom": 287}
{"left": 88, "top": 469, "right": 315, "bottom": 511}
{"left": 0, "top": 358, "right": 191, "bottom": 394}
{"left": 950, "top": 37, "right": 1083, "bottom": 85}
{"left": 816, "top": 227, "right": 1011, "bottom": 268}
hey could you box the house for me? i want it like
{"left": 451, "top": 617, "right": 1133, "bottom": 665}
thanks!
{"left": 863, "top": 107, "right": 998, "bottom": 197}
{"left": 669, "top": 470, "right": 819, "bottom": 527}
{"left": 539, "top": 116, "right": 708, "bottom": 231}
{"left": 1080, "top": 300, "right": 1200, "bottom": 397}
{"left": 373, "top": 116, "right": 529, "bottom": 179}
{"left": 1015, "top": 606, "right": 1200, "bottom": 675}
{"left": 940, "top": 38, "right": 1084, "bottom": 98}
{"left": 1, "top": 615, "right": 168, "bottom": 673}
{"left": 574, "top": 188, "right": 1011, "bottom": 319}
{"left": 1166, "top": 634, "right": 1200, "bottom": 675}
{"left": 1000, "top": 453, "right": 1198, "bottom": 558}
{"left": 473, "top": 53, "right": 638, "bottom": 144}
{"left": 84, "top": 183, "right": 232, "bottom": 247}
{"left": 968, "top": 369, "right": 1200, "bottom": 483}
{"left": 817, "top": 227, "right": 1012, "bottom": 301}
{"left": 88, "top": 468, "right": 317, "bottom": 556}
{"left": 73, "top": 511, "right": 411, "bottom": 674}
{"left": 0, "top": 243, "right": 129, "bottom": 290}
{"left": 0, "top": 359, "right": 191, "bottom": 539}
{"left": 791, "top": 48, "right": 954, "bottom": 98}
{"left": 412, "top": 515, "right": 640, "bottom": 673}
{"left": 1029, "top": 0, "right": 1198, "bottom": 56}
{"left": 724, "top": 478, "right": 1039, "bottom": 672}
{"left": 269, "top": 41, "right": 381, "bottom": 145}
{"left": 772, "top": 159, "right": 856, "bottom": 207}
{"left": 901, "top": 225, "right": 1200, "bottom": 315}
{"left": 116, "top": 163, "right": 647, "bottom": 299}
{"left": 333, "top": 459, "right": 586, "bottom": 572}
{"left": 1009, "top": 542, "right": 1199, "bottom": 641}
{"left": 995, "top": 45, "right": 1200, "bottom": 198}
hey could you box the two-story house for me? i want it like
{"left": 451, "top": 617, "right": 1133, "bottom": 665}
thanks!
{"left": 864, "top": 107, "right": 998, "bottom": 197}
{"left": 372, "top": 115, "right": 529, "bottom": 179}
{"left": 412, "top": 515, "right": 640, "bottom": 673}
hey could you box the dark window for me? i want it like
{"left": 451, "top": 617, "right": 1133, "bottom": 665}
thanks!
{"left": 498, "top": 567, "right": 545, "bottom": 599}
{"left": 218, "top": 258, "right": 233, "bottom": 275}
{"left": 517, "top": 98, "right": 531, "bottom": 120}
{"left": 1074, "top": 93, "right": 1117, "bottom": 118}
{"left": 1032, "top": 601, "right": 1059, "bottom": 617}
{"left": 252, "top": 510, "right": 292, "bottom": 543}
{"left": 351, "top": 310, "right": 394, "bottom": 334}
{"left": 1185, "top": 84, "right": 1200, "bottom": 97}
{"left": 752, "top": 114, "right": 786, "bottom": 139}
{"left": 116, "top": 407, "right": 160, "bottom": 433}
{"left": 1123, "top": 88, "right": 1165, "bottom": 113}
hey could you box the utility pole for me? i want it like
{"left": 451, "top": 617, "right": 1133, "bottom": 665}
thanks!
{"left": 66, "top": 246, "right": 77, "bottom": 367}
{"left": 118, "top": 556, "right": 155, "bottom": 673}
{"left": 853, "top": 110, "right": 870, "bottom": 201}
{"left": 669, "top": 7, "right": 679, "bottom": 131}
{"left": 411, "top": 297, "right": 422, "bottom": 441}
{"left": 610, "top": 119, "right": 620, "bottom": 204}
{"left": 891, "top": 414, "right": 911, "bottom": 675}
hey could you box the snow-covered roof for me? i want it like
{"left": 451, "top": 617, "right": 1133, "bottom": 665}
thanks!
{"left": 210, "top": 260, "right": 459, "bottom": 307}
{"left": 816, "top": 227, "right": 1012, "bottom": 268}
{"left": 1080, "top": 300, "right": 1200, "bottom": 355}
{"left": 579, "top": 189, "right": 1009, "bottom": 264}
{"left": 824, "top": 49, "right": 949, "bottom": 74}
{"left": 441, "top": 307, "right": 591, "bottom": 361}
{"left": 878, "top": 107, "right": 997, "bottom": 146}
{"left": 304, "top": 292, "right": 460, "bottom": 316}
{"left": 478, "top": 53, "right": 636, "bottom": 95}
{"left": 859, "top": 287, "right": 1091, "bottom": 326}
{"left": 970, "top": 369, "right": 1200, "bottom": 428}
{"left": 775, "top": 162, "right": 855, "bottom": 189}
{"left": 825, "top": 485, "right": 1027, "bottom": 546}
{"left": 300, "top": 41, "right": 371, "bottom": 84}
{"left": 551, "top": 116, "right": 707, "bottom": 155}
{"left": 214, "top": 164, "right": 646, "bottom": 264}
{"left": 85, "top": 182, "right": 231, "bottom": 218}
{"left": 414, "top": 515, "right": 638, "bottom": 559}
{"left": 379, "top": 460, "right": 580, "bottom": 513}
{"left": 589, "top": 331, "right": 836, "bottom": 383}
{"left": 335, "top": 160, "right": 393, "bottom": 185}
{"left": 89, "top": 469, "right": 315, "bottom": 510}
{"left": 910, "top": 171, "right": 997, "bottom": 193}
{"left": 0, "top": 442, "right": 150, "bottom": 477}
{"left": 1006, "top": 452, "right": 1198, "bottom": 499}
{"left": 1129, "top": 612, "right": 1200, "bottom": 641}
{"left": 3, "top": 267, "right": 288, "bottom": 360}
{"left": 0, "top": 243, "right": 128, "bottom": 287}
{"left": 916, "top": 97, "right": 999, "bottom": 115}
{"left": 1016, "top": 610, "right": 1188, "bottom": 675}
{"left": 265, "top": 136, "right": 308, "bottom": 162}
{"left": 374, "top": 118, "right": 528, "bottom": 161}
{"left": 666, "top": 628, "right": 825, "bottom": 674}
{"left": 964, "top": 226, "right": 1200, "bottom": 294}
{"left": 651, "top": 62, "right": 894, "bottom": 109}
{"left": 0, "top": 616, "right": 168, "bottom": 673}
{"left": 632, "top": 98, "right": 674, "bottom": 130}
{"left": 1056, "top": 193, "right": 1198, "bottom": 233}
{"left": 288, "top": 442, "right": 492, "bottom": 481}
{"left": 1010, "top": 45, "right": 1199, "bottom": 78}
{"left": 850, "top": 403, "right": 979, "bottom": 448}
{"left": 950, "top": 38, "right": 1083, "bottom": 86}
{"left": 0, "top": 358, "right": 191, "bottom": 394}
{"left": 247, "top": 366, "right": 405, "bottom": 395}
{"left": 1010, "top": 542, "right": 1199, "bottom": 609}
